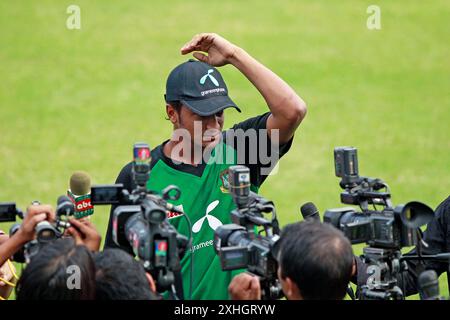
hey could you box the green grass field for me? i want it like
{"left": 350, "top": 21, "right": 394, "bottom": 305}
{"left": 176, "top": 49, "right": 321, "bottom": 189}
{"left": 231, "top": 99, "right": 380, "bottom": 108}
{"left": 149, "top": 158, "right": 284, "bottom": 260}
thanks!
{"left": 0, "top": 0, "right": 449, "bottom": 299}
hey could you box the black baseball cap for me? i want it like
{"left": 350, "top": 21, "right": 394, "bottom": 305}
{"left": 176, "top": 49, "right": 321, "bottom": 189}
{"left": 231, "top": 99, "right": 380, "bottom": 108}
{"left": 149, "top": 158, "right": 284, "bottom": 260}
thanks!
{"left": 164, "top": 59, "right": 241, "bottom": 116}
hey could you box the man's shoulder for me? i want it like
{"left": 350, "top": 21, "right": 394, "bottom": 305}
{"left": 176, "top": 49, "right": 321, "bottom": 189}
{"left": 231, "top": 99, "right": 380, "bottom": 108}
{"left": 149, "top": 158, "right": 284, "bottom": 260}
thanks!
{"left": 228, "top": 112, "right": 271, "bottom": 132}
{"left": 435, "top": 195, "right": 450, "bottom": 223}
{"left": 222, "top": 112, "right": 271, "bottom": 145}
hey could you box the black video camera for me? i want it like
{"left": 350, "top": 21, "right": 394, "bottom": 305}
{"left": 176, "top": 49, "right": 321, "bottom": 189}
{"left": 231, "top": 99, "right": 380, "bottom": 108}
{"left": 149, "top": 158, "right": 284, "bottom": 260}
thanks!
{"left": 324, "top": 146, "right": 434, "bottom": 249}
{"left": 324, "top": 146, "right": 435, "bottom": 300}
{"left": 0, "top": 196, "right": 75, "bottom": 263}
{"left": 90, "top": 142, "right": 189, "bottom": 296}
{"left": 213, "top": 165, "right": 283, "bottom": 300}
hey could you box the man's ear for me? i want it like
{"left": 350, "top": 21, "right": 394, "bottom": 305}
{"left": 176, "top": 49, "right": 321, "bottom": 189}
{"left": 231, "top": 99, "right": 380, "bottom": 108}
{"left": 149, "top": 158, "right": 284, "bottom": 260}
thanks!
{"left": 166, "top": 104, "right": 179, "bottom": 125}
{"left": 145, "top": 272, "right": 157, "bottom": 293}
{"left": 284, "top": 277, "right": 302, "bottom": 300}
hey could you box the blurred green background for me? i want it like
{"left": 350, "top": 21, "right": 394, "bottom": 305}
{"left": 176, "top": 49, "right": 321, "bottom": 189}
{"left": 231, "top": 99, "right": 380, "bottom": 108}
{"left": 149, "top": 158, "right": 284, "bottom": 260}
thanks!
{"left": 0, "top": 0, "right": 449, "bottom": 299}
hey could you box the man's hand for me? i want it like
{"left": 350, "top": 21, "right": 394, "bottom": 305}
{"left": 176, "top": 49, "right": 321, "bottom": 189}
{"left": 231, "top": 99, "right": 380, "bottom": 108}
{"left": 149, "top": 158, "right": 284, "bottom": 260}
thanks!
{"left": 66, "top": 218, "right": 102, "bottom": 252}
{"left": 16, "top": 204, "right": 55, "bottom": 243}
{"left": 228, "top": 273, "right": 262, "bottom": 300}
{"left": 0, "top": 204, "right": 55, "bottom": 267}
{"left": 181, "top": 33, "right": 238, "bottom": 67}
{"left": 182, "top": 32, "right": 307, "bottom": 145}
{"left": 0, "top": 232, "right": 8, "bottom": 245}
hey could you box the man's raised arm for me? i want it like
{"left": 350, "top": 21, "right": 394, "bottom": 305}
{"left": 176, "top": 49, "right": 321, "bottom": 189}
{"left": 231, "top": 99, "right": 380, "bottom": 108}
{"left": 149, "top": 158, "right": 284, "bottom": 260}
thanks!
{"left": 181, "top": 32, "right": 307, "bottom": 144}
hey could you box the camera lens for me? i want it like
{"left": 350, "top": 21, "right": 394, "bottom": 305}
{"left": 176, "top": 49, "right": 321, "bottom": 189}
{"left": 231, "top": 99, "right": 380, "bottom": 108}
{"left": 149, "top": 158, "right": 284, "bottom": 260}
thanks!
{"left": 35, "top": 221, "right": 57, "bottom": 242}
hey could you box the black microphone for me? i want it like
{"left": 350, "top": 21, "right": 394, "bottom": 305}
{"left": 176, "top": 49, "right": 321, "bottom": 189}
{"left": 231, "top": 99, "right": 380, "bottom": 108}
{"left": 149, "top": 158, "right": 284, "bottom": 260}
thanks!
{"left": 56, "top": 195, "right": 75, "bottom": 217}
{"left": 300, "top": 202, "right": 321, "bottom": 222}
{"left": 228, "top": 165, "right": 251, "bottom": 210}
{"left": 418, "top": 270, "right": 441, "bottom": 300}
{"left": 55, "top": 195, "right": 74, "bottom": 230}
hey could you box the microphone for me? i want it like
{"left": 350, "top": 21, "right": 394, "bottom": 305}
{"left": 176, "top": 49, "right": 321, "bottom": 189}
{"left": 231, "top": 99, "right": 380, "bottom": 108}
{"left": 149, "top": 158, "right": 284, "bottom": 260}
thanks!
{"left": 300, "top": 202, "right": 321, "bottom": 222}
{"left": 418, "top": 270, "right": 441, "bottom": 300}
{"left": 56, "top": 195, "right": 75, "bottom": 217}
{"left": 228, "top": 165, "right": 251, "bottom": 210}
{"left": 68, "top": 171, "right": 94, "bottom": 219}
{"left": 132, "top": 142, "right": 151, "bottom": 189}
{"left": 55, "top": 195, "right": 74, "bottom": 230}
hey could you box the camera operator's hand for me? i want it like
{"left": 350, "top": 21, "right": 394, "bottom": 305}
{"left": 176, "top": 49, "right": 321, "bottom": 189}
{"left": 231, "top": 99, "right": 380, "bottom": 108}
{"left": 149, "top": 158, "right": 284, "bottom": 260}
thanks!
{"left": 66, "top": 218, "right": 101, "bottom": 252}
{"left": 0, "top": 231, "right": 8, "bottom": 246}
{"left": 228, "top": 273, "right": 261, "bottom": 300}
{"left": 0, "top": 204, "right": 55, "bottom": 267}
{"left": 16, "top": 204, "right": 55, "bottom": 243}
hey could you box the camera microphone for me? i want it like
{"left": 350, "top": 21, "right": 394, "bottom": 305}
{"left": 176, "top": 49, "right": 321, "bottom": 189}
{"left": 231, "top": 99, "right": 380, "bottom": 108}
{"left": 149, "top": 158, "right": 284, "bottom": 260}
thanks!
{"left": 56, "top": 195, "right": 75, "bottom": 217}
{"left": 68, "top": 171, "right": 94, "bottom": 219}
{"left": 228, "top": 166, "right": 251, "bottom": 210}
{"left": 133, "top": 142, "right": 152, "bottom": 189}
{"left": 418, "top": 270, "right": 441, "bottom": 300}
{"left": 300, "top": 202, "right": 321, "bottom": 222}
{"left": 55, "top": 195, "right": 74, "bottom": 230}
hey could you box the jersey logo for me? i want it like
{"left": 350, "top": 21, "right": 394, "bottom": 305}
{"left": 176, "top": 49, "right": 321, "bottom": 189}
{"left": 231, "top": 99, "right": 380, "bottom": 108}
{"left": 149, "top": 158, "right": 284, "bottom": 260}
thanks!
{"left": 192, "top": 200, "right": 223, "bottom": 233}
{"left": 219, "top": 169, "right": 230, "bottom": 193}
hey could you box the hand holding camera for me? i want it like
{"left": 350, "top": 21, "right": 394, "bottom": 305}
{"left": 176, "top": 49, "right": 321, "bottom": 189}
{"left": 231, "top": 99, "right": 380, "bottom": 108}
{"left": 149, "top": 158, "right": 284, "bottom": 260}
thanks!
{"left": 228, "top": 272, "right": 261, "bottom": 300}
{"left": 66, "top": 218, "right": 101, "bottom": 252}
{"left": 16, "top": 203, "right": 56, "bottom": 244}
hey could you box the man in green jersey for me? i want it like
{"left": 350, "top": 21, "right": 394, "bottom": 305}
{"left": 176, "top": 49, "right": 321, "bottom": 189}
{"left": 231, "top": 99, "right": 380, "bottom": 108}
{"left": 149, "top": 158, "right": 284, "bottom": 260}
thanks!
{"left": 104, "top": 33, "right": 307, "bottom": 299}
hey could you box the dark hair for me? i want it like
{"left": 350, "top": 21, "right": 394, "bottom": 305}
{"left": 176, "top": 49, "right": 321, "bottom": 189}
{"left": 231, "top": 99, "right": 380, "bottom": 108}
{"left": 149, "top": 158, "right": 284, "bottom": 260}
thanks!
{"left": 279, "top": 220, "right": 353, "bottom": 300}
{"left": 16, "top": 238, "right": 96, "bottom": 300}
{"left": 93, "top": 249, "right": 158, "bottom": 300}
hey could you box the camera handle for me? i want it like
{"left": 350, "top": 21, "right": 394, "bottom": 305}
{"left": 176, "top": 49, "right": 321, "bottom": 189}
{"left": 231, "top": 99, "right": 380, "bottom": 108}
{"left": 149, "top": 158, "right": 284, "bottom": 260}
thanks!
{"left": 359, "top": 247, "right": 406, "bottom": 300}
{"left": 401, "top": 253, "right": 450, "bottom": 263}
{"left": 258, "top": 276, "right": 283, "bottom": 300}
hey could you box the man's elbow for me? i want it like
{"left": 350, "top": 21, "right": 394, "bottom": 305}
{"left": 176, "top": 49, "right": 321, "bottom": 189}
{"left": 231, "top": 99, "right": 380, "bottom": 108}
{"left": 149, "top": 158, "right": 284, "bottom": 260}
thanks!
{"left": 286, "top": 96, "right": 307, "bottom": 126}
{"left": 296, "top": 99, "right": 307, "bottom": 122}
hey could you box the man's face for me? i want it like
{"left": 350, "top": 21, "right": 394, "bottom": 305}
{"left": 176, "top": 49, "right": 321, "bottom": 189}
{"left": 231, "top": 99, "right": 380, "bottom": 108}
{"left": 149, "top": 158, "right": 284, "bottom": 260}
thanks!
{"left": 277, "top": 265, "right": 302, "bottom": 300}
{"left": 277, "top": 266, "right": 289, "bottom": 297}
{"left": 175, "top": 105, "right": 224, "bottom": 148}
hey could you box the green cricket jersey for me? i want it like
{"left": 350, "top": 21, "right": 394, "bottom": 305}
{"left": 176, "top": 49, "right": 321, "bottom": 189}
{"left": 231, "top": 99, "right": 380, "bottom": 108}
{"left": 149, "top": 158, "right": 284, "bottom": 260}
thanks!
{"left": 104, "top": 112, "right": 293, "bottom": 299}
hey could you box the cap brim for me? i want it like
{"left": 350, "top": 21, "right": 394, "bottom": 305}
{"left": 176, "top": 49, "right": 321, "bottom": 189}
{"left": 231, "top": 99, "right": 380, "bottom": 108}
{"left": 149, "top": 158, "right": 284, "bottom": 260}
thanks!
{"left": 181, "top": 95, "right": 241, "bottom": 116}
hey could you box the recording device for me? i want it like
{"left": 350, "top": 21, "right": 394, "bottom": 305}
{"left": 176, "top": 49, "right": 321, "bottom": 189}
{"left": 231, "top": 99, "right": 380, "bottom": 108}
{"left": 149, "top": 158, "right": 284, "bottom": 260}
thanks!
{"left": 324, "top": 146, "right": 436, "bottom": 300}
{"left": 90, "top": 142, "right": 189, "bottom": 296}
{"left": 300, "top": 202, "right": 320, "bottom": 222}
{"left": 68, "top": 171, "right": 94, "bottom": 219}
{"left": 324, "top": 147, "right": 434, "bottom": 249}
{"left": 0, "top": 203, "right": 22, "bottom": 223}
{"left": 214, "top": 165, "right": 283, "bottom": 300}
{"left": 418, "top": 270, "right": 441, "bottom": 300}
{"left": 1, "top": 196, "right": 75, "bottom": 263}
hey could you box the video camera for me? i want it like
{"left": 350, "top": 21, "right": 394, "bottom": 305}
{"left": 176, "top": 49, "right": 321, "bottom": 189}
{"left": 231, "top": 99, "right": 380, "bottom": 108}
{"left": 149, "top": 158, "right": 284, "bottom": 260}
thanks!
{"left": 213, "top": 165, "right": 283, "bottom": 300}
{"left": 0, "top": 196, "right": 75, "bottom": 263}
{"left": 324, "top": 146, "right": 434, "bottom": 249}
{"left": 90, "top": 142, "right": 189, "bottom": 296}
{"left": 324, "top": 146, "right": 436, "bottom": 299}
